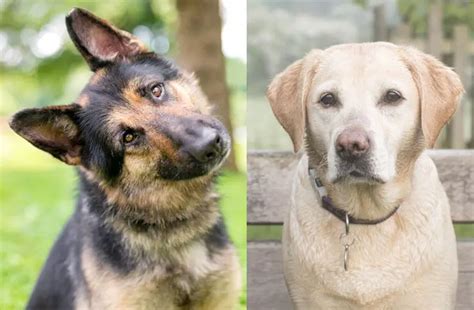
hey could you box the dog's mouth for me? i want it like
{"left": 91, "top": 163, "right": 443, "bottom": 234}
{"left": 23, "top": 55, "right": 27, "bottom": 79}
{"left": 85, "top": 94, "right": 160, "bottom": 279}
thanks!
{"left": 332, "top": 167, "right": 385, "bottom": 184}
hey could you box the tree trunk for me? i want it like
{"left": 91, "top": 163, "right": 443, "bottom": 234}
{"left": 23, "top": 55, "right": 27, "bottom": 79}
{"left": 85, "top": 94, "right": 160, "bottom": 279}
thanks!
{"left": 176, "top": 0, "right": 237, "bottom": 170}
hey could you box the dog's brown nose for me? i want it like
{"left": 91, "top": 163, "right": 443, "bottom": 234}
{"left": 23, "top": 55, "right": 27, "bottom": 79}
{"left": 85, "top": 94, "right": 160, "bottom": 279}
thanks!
{"left": 335, "top": 128, "right": 370, "bottom": 160}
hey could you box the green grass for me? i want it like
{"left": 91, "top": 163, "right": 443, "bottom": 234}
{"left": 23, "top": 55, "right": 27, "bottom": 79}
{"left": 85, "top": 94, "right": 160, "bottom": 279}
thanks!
{"left": 0, "top": 129, "right": 246, "bottom": 310}
{"left": 217, "top": 172, "right": 247, "bottom": 309}
{"left": 248, "top": 224, "right": 474, "bottom": 241}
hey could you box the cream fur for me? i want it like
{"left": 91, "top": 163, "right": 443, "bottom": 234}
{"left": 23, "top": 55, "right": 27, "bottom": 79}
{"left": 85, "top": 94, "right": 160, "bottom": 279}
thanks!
{"left": 283, "top": 155, "right": 457, "bottom": 309}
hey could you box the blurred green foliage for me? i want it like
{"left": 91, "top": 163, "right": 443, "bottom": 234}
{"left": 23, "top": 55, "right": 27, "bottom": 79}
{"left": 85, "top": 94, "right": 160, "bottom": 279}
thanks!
{"left": 353, "top": 0, "right": 474, "bottom": 38}
{"left": 398, "top": 0, "right": 474, "bottom": 37}
{"left": 0, "top": 0, "right": 177, "bottom": 114}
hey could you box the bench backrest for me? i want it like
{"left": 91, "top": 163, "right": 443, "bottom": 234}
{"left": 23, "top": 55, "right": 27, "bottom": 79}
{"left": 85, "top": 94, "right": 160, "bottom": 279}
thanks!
{"left": 248, "top": 150, "right": 474, "bottom": 225}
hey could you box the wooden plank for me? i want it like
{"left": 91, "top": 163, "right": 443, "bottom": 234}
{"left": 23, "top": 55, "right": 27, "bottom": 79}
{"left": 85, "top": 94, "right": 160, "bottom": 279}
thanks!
{"left": 247, "top": 241, "right": 292, "bottom": 310}
{"left": 433, "top": 150, "right": 474, "bottom": 222}
{"left": 449, "top": 24, "right": 469, "bottom": 149}
{"left": 248, "top": 241, "right": 474, "bottom": 309}
{"left": 247, "top": 151, "right": 297, "bottom": 225}
{"left": 427, "top": 1, "right": 442, "bottom": 59}
{"left": 458, "top": 241, "right": 474, "bottom": 272}
{"left": 457, "top": 272, "right": 474, "bottom": 309}
{"left": 390, "top": 22, "right": 411, "bottom": 45}
{"left": 247, "top": 150, "right": 474, "bottom": 224}
{"left": 427, "top": 1, "right": 444, "bottom": 148}
{"left": 373, "top": 4, "right": 387, "bottom": 41}
{"left": 396, "top": 39, "right": 474, "bottom": 55}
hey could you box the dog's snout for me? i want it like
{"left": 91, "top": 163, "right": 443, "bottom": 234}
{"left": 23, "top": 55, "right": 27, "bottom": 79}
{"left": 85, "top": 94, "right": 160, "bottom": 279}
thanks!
{"left": 336, "top": 128, "right": 370, "bottom": 160}
{"left": 187, "top": 127, "right": 223, "bottom": 163}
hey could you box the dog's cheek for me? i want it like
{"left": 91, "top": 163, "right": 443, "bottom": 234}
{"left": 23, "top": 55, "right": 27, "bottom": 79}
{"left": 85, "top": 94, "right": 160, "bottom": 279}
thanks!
{"left": 394, "top": 126, "right": 425, "bottom": 179}
{"left": 167, "top": 78, "right": 211, "bottom": 115}
{"left": 305, "top": 109, "right": 332, "bottom": 162}
{"left": 122, "top": 152, "right": 160, "bottom": 183}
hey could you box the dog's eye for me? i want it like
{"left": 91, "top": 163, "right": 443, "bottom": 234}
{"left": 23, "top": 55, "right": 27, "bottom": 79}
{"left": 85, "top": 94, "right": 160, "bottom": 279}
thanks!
{"left": 151, "top": 83, "right": 165, "bottom": 99}
{"left": 383, "top": 90, "right": 403, "bottom": 104}
{"left": 122, "top": 131, "right": 136, "bottom": 144}
{"left": 319, "top": 93, "right": 337, "bottom": 107}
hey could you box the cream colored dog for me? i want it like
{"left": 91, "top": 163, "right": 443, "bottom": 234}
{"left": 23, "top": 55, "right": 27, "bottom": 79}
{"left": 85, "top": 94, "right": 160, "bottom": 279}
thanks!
{"left": 267, "top": 42, "right": 463, "bottom": 309}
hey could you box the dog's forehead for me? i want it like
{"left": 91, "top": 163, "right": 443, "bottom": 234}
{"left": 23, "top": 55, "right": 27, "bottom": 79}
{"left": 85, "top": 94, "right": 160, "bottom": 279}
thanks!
{"left": 112, "top": 57, "right": 179, "bottom": 82}
{"left": 87, "top": 55, "right": 179, "bottom": 87}
{"left": 77, "top": 55, "right": 181, "bottom": 107}
{"left": 316, "top": 44, "right": 410, "bottom": 82}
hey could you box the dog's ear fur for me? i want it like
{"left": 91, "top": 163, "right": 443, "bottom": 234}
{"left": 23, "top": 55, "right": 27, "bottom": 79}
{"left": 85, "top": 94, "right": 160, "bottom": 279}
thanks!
{"left": 266, "top": 49, "right": 322, "bottom": 152}
{"left": 400, "top": 47, "right": 464, "bottom": 148}
{"left": 9, "top": 104, "right": 83, "bottom": 165}
{"left": 66, "top": 8, "right": 148, "bottom": 71}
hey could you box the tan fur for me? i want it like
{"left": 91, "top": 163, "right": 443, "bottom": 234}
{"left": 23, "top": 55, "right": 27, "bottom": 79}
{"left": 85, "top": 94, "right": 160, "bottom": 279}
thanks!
{"left": 399, "top": 47, "right": 464, "bottom": 147}
{"left": 88, "top": 68, "right": 105, "bottom": 86}
{"left": 122, "top": 79, "right": 145, "bottom": 107}
{"left": 168, "top": 74, "right": 212, "bottom": 115}
{"left": 266, "top": 49, "right": 322, "bottom": 152}
{"left": 76, "top": 94, "right": 90, "bottom": 107}
{"left": 270, "top": 43, "right": 461, "bottom": 308}
{"left": 77, "top": 243, "right": 240, "bottom": 310}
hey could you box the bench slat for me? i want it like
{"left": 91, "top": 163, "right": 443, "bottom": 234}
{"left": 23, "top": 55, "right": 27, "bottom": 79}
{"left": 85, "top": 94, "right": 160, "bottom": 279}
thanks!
{"left": 248, "top": 241, "right": 474, "bottom": 309}
{"left": 248, "top": 150, "right": 474, "bottom": 224}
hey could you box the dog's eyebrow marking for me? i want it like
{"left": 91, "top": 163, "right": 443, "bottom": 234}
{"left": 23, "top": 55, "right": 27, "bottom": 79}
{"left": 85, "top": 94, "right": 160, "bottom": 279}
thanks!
{"left": 122, "top": 78, "right": 149, "bottom": 106}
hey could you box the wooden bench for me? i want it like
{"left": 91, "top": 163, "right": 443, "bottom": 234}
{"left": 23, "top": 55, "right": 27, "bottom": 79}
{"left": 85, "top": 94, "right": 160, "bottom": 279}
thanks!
{"left": 248, "top": 150, "right": 474, "bottom": 309}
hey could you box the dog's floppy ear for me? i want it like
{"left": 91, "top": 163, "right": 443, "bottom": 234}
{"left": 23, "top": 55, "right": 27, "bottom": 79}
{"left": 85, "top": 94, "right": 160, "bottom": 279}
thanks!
{"left": 66, "top": 8, "right": 148, "bottom": 71}
{"left": 9, "top": 104, "right": 83, "bottom": 165}
{"left": 400, "top": 47, "right": 464, "bottom": 148}
{"left": 266, "top": 49, "right": 322, "bottom": 152}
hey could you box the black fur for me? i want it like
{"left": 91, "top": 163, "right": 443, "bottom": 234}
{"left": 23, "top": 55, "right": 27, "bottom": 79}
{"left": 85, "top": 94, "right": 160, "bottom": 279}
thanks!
{"left": 204, "top": 216, "right": 230, "bottom": 257}
{"left": 26, "top": 214, "right": 77, "bottom": 310}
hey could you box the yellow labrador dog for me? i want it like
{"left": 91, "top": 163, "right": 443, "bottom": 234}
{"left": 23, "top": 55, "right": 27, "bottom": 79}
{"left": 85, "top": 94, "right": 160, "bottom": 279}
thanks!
{"left": 267, "top": 42, "right": 463, "bottom": 309}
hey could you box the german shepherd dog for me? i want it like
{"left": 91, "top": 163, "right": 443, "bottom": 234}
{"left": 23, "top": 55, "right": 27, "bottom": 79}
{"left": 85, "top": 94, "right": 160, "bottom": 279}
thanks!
{"left": 9, "top": 8, "right": 241, "bottom": 310}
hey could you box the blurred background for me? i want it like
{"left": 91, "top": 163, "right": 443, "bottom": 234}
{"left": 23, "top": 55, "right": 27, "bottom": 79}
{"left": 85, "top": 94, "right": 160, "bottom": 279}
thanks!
{"left": 248, "top": 0, "right": 473, "bottom": 150}
{"left": 247, "top": 0, "right": 473, "bottom": 247}
{"left": 0, "top": 0, "right": 246, "bottom": 309}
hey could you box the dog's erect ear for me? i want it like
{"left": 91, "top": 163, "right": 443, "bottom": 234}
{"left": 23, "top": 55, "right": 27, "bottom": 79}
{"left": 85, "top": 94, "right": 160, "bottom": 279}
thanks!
{"left": 66, "top": 8, "right": 148, "bottom": 71}
{"left": 9, "top": 104, "right": 83, "bottom": 165}
{"left": 400, "top": 47, "right": 464, "bottom": 148}
{"left": 266, "top": 49, "right": 322, "bottom": 152}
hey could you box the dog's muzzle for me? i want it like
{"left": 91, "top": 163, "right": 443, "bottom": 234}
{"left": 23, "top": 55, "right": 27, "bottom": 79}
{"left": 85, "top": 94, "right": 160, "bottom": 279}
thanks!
{"left": 157, "top": 115, "right": 230, "bottom": 180}
{"left": 333, "top": 127, "right": 382, "bottom": 183}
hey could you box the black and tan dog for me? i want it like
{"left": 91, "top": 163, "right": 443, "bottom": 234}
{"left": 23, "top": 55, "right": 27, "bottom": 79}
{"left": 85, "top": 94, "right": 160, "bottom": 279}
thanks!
{"left": 9, "top": 8, "right": 241, "bottom": 310}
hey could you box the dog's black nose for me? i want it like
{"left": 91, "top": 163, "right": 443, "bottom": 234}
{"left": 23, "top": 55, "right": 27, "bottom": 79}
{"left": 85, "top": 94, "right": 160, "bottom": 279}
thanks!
{"left": 336, "top": 128, "right": 370, "bottom": 160}
{"left": 187, "top": 128, "right": 223, "bottom": 163}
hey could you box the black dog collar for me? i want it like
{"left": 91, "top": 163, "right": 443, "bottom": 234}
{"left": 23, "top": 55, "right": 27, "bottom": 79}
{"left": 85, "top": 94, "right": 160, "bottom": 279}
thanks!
{"left": 308, "top": 168, "right": 399, "bottom": 225}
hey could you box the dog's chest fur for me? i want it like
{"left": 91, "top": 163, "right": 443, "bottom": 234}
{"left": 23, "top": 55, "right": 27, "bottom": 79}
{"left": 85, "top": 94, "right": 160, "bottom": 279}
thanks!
{"left": 284, "top": 154, "right": 457, "bottom": 307}
{"left": 76, "top": 241, "right": 226, "bottom": 310}
{"left": 69, "top": 176, "right": 240, "bottom": 310}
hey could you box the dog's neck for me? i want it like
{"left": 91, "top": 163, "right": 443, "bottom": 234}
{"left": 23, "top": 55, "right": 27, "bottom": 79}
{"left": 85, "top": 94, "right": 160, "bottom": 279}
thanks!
{"left": 307, "top": 155, "right": 416, "bottom": 221}
{"left": 77, "top": 170, "right": 220, "bottom": 250}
